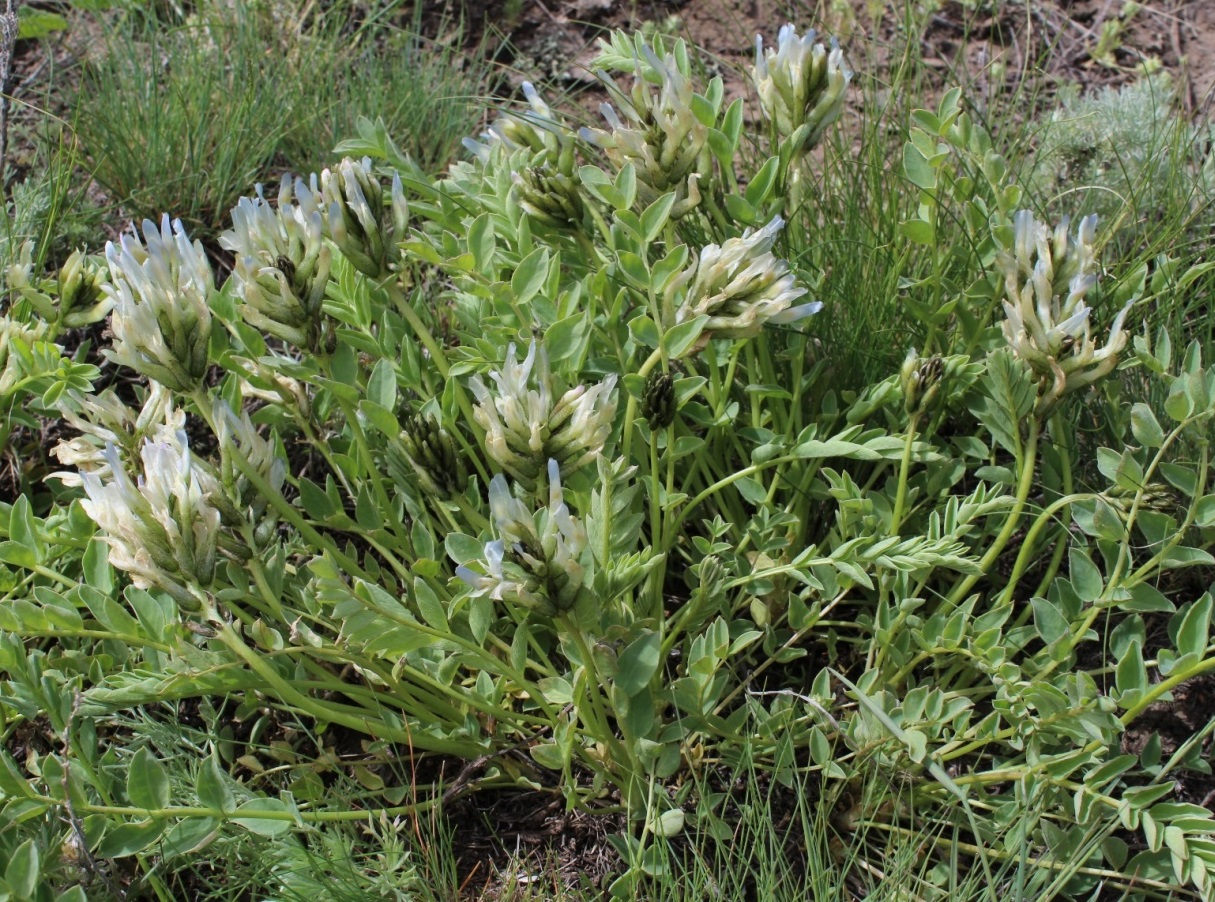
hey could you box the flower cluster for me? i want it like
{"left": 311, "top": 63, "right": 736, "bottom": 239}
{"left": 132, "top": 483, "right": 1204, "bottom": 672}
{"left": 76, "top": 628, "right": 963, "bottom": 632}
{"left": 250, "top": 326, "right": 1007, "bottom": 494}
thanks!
{"left": 7, "top": 242, "right": 112, "bottom": 330}
{"left": 669, "top": 216, "right": 820, "bottom": 341}
{"left": 81, "top": 431, "right": 221, "bottom": 610}
{"left": 457, "top": 460, "right": 589, "bottom": 616}
{"left": 294, "top": 158, "right": 408, "bottom": 280}
{"left": 582, "top": 46, "right": 708, "bottom": 212}
{"left": 464, "top": 82, "right": 567, "bottom": 163}
{"left": 52, "top": 385, "right": 179, "bottom": 488}
{"left": 998, "top": 211, "right": 1131, "bottom": 411}
{"left": 470, "top": 343, "right": 618, "bottom": 490}
{"left": 103, "top": 215, "right": 215, "bottom": 393}
{"left": 754, "top": 25, "right": 851, "bottom": 153}
{"left": 220, "top": 180, "right": 333, "bottom": 351}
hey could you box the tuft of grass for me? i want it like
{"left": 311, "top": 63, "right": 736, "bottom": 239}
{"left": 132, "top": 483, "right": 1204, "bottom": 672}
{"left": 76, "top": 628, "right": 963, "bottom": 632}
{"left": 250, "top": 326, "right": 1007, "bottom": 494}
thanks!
{"left": 279, "top": 5, "right": 488, "bottom": 178}
{"left": 72, "top": 1, "right": 488, "bottom": 240}
{"left": 73, "top": 3, "right": 293, "bottom": 239}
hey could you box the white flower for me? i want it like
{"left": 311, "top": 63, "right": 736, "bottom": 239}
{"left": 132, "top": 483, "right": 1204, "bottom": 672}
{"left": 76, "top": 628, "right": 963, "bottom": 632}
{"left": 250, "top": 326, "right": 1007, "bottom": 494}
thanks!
{"left": 754, "top": 25, "right": 851, "bottom": 150}
{"left": 51, "top": 384, "right": 179, "bottom": 487}
{"left": 458, "top": 460, "right": 589, "bottom": 615}
{"left": 581, "top": 47, "right": 707, "bottom": 207}
{"left": 464, "top": 82, "right": 567, "bottom": 163}
{"left": 999, "top": 211, "right": 1130, "bottom": 406}
{"left": 293, "top": 158, "right": 407, "bottom": 279}
{"left": 103, "top": 215, "right": 214, "bottom": 393}
{"left": 470, "top": 342, "right": 618, "bottom": 488}
{"left": 671, "top": 216, "right": 821, "bottom": 341}
{"left": 81, "top": 430, "right": 221, "bottom": 607}
{"left": 220, "top": 180, "right": 332, "bottom": 349}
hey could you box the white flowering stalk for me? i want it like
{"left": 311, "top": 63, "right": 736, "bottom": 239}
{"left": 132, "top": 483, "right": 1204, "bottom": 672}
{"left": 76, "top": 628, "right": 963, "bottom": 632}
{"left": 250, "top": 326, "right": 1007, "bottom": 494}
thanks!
{"left": 294, "top": 158, "right": 408, "bottom": 280}
{"left": 581, "top": 46, "right": 708, "bottom": 209}
{"left": 457, "top": 460, "right": 589, "bottom": 616}
{"left": 464, "top": 82, "right": 568, "bottom": 164}
{"left": 470, "top": 343, "right": 618, "bottom": 490}
{"left": 754, "top": 25, "right": 851, "bottom": 153}
{"left": 103, "top": 215, "right": 215, "bottom": 393}
{"left": 51, "top": 384, "right": 179, "bottom": 488}
{"left": 999, "top": 211, "right": 1130, "bottom": 410}
{"left": 669, "top": 216, "right": 821, "bottom": 342}
{"left": 220, "top": 180, "right": 333, "bottom": 351}
{"left": 81, "top": 431, "right": 221, "bottom": 610}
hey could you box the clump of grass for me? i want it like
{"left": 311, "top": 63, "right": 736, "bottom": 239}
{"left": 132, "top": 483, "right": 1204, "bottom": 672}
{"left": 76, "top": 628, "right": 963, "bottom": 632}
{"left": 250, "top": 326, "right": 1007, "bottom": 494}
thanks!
{"left": 280, "top": 6, "right": 487, "bottom": 177}
{"left": 72, "top": 1, "right": 487, "bottom": 240}
{"left": 73, "top": 3, "right": 292, "bottom": 238}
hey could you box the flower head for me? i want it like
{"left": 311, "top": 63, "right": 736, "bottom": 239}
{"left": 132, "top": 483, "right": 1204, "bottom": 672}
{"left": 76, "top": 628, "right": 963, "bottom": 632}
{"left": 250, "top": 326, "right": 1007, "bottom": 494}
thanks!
{"left": 294, "top": 158, "right": 408, "bottom": 279}
{"left": 581, "top": 46, "right": 708, "bottom": 211}
{"left": 470, "top": 342, "right": 617, "bottom": 490}
{"left": 457, "top": 460, "right": 589, "bottom": 616}
{"left": 220, "top": 180, "right": 333, "bottom": 350}
{"left": 754, "top": 25, "right": 851, "bottom": 152}
{"left": 103, "top": 215, "right": 214, "bottom": 393}
{"left": 464, "top": 82, "right": 568, "bottom": 164}
{"left": 998, "top": 211, "right": 1130, "bottom": 411}
{"left": 51, "top": 384, "right": 179, "bottom": 487}
{"left": 671, "top": 216, "right": 820, "bottom": 341}
{"left": 81, "top": 430, "right": 221, "bottom": 609}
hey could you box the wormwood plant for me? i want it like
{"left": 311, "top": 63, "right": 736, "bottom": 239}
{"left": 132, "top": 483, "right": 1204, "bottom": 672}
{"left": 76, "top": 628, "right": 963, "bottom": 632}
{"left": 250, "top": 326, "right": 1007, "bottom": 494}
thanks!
{"left": 1, "top": 22, "right": 1215, "bottom": 900}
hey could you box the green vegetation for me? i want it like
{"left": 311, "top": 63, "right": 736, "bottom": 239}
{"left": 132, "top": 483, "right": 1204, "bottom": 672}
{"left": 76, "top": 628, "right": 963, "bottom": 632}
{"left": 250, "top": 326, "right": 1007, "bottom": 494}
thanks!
{"left": 1, "top": 1, "right": 1213, "bottom": 899}
{"left": 71, "top": 1, "right": 486, "bottom": 239}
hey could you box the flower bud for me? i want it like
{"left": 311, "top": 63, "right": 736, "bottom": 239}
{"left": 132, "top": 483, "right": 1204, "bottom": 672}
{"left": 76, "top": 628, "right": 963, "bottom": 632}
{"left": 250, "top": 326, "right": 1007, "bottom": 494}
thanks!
{"left": 56, "top": 250, "right": 112, "bottom": 327}
{"left": 0, "top": 317, "right": 48, "bottom": 395}
{"left": 900, "top": 349, "right": 944, "bottom": 415}
{"left": 642, "top": 372, "right": 677, "bottom": 429}
{"left": 513, "top": 163, "right": 585, "bottom": 228}
{"left": 399, "top": 413, "right": 468, "bottom": 498}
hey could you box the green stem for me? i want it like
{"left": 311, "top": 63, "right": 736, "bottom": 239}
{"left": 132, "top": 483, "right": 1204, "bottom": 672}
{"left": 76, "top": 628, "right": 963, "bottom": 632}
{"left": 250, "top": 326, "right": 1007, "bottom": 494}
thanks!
{"left": 229, "top": 449, "right": 369, "bottom": 582}
{"left": 889, "top": 413, "right": 920, "bottom": 534}
{"left": 944, "top": 420, "right": 1040, "bottom": 609}
{"left": 620, "top": 347, "right": 665, "bottom": 464}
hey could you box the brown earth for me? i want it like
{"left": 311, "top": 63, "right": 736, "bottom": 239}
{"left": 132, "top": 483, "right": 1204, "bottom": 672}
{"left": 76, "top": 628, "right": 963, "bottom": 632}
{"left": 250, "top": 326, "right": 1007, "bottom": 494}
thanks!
{"left": 436, "top": 0, "right": 1215, "bottom": 116}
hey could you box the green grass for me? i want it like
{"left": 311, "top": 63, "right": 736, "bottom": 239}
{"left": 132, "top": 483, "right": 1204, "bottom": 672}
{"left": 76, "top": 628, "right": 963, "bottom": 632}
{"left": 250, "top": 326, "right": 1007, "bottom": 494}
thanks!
{"left": 71, "top": 0, "right": 488, "bottom": 239}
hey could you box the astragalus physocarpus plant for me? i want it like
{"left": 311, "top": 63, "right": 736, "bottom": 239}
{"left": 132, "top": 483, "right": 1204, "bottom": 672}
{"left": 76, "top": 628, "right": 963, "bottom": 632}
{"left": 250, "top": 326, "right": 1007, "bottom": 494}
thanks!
{"left": 3, "top": 23, "right": 1215, "bottom": 899}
